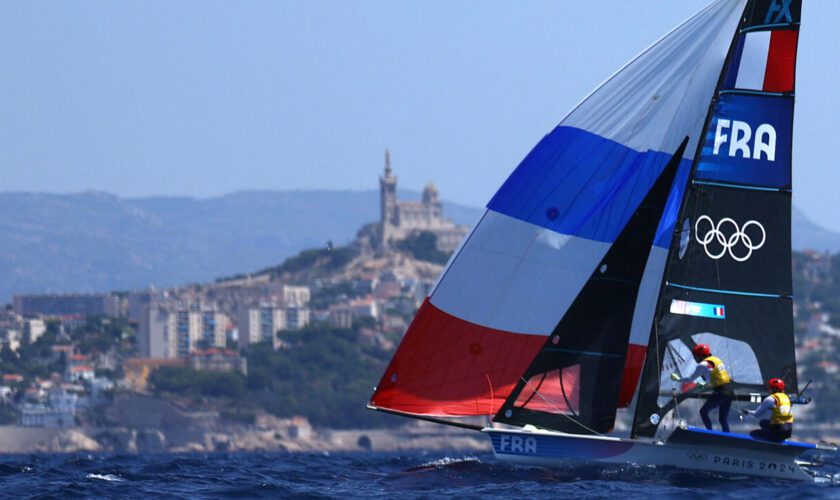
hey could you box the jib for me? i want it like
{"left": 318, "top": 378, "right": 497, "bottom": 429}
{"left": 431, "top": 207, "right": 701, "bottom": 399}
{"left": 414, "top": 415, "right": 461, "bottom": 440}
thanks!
{"left": 498, "top": 434, "right": 537, "bottom": 454}
{"left": 713, "top": 119, "right": 776, "bottom": 161}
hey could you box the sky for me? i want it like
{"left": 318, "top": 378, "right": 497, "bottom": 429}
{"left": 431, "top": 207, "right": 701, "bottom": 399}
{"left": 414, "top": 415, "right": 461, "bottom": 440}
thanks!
{"left": 1, "top": 1, "right": 839, "bottom": 229}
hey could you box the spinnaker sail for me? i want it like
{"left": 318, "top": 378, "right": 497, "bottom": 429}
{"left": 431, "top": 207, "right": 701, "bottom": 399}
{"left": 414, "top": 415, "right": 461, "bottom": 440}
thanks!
{"left": 370, "top": 0, "right": 746, "bottom": 419}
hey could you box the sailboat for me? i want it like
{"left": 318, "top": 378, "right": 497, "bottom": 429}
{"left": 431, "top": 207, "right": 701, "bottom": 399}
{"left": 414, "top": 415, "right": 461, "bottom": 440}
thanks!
{"left": 368, "top": 0, "right": 836, "bottom": 481}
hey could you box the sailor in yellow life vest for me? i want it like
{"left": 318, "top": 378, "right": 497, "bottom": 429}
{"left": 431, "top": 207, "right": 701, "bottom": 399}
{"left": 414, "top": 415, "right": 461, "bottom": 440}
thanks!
{"left": 743, "top": 378, "right": 794, "bottom": 442}
{"left": 670, "top": 343, "right": 734, "bottom": 432}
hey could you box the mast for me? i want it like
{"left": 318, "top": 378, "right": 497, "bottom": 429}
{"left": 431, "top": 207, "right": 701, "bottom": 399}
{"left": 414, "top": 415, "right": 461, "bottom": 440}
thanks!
{"left": 631, "top": 0, "right": 802, "bottom": 439}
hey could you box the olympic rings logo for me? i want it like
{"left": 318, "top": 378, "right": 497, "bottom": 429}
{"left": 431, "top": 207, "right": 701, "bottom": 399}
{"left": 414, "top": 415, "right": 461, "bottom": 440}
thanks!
{"left": 694, "top": 215, "right": 766, "bottom": 262}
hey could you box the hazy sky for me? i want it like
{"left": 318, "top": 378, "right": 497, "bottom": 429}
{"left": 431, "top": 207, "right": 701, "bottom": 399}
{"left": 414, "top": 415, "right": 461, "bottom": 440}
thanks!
{"left": 1, "top": 1, "right": 839, "bottom": 229}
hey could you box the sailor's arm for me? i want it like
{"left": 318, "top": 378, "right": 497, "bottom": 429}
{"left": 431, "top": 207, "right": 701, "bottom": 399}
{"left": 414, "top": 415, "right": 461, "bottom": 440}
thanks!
{"left": 672, "top": 362, "right": 711, "bottom": 384}
{"left": 747, "top": 396, "right": 776, "bottom": 419}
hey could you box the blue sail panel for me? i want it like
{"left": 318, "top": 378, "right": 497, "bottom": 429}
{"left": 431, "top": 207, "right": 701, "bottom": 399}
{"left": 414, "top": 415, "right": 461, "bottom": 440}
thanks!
{"left": 695, "top": 94, "right": 793, "bottom": 188}
{"left": 487, "top": 126, "right": 691, "bottom": 246}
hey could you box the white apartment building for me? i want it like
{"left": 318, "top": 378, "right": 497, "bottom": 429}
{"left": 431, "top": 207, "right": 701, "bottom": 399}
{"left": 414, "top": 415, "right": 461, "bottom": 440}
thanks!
{"left": 0, "top": 329, "right": 21, "bottom": 353}
{"left": 236, "top": 303, "right": 285, "bottom": 349}
{"left": 285, "top": 304, "right": 310, "bottom": 331}
{"left": 137, "top": 303, "right": 228, "bottom": 359}
{"left": 282, "top": 285, "right": 311, "bottom": 307}
{"left": 22, "top": 319, "right": 46, "bottom": 344}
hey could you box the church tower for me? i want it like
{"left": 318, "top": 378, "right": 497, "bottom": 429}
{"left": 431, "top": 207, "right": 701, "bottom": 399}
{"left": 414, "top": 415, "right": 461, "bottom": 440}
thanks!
{"left": 379, "top": 149, "right": 398, "bottom": 247}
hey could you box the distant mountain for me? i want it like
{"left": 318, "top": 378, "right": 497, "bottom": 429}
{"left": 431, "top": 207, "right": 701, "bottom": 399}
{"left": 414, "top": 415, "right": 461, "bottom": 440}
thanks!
{"left": 0, "top": 189, "right": 836, "bottom": 302}
{"left": 0, "top": 190, "right": 483, "bottom": 301}
{"left": 792, "top": 207, "right": 840, "bottom": 253}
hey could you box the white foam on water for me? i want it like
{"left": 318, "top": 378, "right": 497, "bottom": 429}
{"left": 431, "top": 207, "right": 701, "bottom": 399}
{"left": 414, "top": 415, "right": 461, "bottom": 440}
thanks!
{"left": 86, "top": 473, "right": 124, "bottom": 482}
{"left": 420, "top": 456, "right": 481, "bottom": 468}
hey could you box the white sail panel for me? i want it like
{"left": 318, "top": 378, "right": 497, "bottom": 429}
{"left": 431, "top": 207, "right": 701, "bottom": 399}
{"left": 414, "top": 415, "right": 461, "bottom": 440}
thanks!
{"left": 430, "top": 210, "right": 610, "bottom": 334}
{"left": 564, "top": 0, "right": 747, "bottom": 160}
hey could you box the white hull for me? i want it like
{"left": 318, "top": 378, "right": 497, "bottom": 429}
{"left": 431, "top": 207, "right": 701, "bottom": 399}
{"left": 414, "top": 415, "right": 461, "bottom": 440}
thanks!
{"left": 485, "top": 426, "right": 827, "bottom": 482}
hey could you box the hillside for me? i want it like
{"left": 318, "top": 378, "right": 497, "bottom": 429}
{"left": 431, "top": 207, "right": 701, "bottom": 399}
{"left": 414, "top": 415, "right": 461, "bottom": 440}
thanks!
{"left": 0, "top": 190, "right": 482, "bottom": 301}
{"left": 0, "top": 189, "right": 837, "bottom": 302}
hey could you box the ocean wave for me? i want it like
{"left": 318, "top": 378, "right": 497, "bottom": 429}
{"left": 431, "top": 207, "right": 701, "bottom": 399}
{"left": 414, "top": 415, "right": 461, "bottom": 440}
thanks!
{"left": 86, "top": 473, "right": 124, "bottom": 482}
{"left": 419, "top": 455, "right": 480, "bottom": 468}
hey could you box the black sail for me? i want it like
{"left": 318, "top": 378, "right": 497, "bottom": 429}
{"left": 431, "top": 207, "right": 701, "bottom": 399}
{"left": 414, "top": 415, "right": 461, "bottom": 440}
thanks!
{"left": 493, "top": 139, "right": 687, "bottom": 435}
{"left": 631, "top": 0, "right": 801, "bottom": 438}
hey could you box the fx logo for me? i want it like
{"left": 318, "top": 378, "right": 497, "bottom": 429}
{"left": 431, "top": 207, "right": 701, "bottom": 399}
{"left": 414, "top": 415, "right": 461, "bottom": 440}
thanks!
{"left": 765, "top": 0, "right": 794, "bottom": 24}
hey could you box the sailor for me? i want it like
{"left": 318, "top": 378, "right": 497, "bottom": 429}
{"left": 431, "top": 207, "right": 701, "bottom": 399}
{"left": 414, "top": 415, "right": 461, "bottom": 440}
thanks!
{"left": 670, "top": 343, "right": 734, "bottom": 432}
{"left": 743, "top": 378, "right": 794, "bottom": 442}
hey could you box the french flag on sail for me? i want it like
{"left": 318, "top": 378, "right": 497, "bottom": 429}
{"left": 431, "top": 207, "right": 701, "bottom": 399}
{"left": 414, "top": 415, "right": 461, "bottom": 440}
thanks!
{"left": 725, "top": 30, "right": 798, "bottom": 93}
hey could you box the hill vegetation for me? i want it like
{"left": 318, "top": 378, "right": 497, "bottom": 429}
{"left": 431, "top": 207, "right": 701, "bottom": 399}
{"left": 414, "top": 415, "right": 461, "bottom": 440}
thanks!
{"left": 149, "top": 324, "right": 399, "bottom": 429}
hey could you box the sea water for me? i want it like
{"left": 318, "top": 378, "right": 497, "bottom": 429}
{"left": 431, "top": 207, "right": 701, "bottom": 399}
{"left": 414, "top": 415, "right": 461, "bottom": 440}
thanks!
{"left": 1, "top": 451, "right": 838, "bottom": 498}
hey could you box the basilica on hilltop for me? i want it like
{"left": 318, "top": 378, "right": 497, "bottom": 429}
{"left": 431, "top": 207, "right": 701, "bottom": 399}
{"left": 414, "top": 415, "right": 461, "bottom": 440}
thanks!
{"left": 355, "top": 150, "right": 469, "bottom": 255}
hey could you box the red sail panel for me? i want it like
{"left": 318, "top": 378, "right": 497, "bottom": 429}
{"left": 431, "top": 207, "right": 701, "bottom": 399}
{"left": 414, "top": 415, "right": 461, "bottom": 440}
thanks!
{"left": 616, "top": 343, "right": 647, "bottom": 407}
{"left": 513, "top": 366, "right": 580, "bottom": 414}
{"left": 371, "top": 298, "right": 546, "bottom": 416}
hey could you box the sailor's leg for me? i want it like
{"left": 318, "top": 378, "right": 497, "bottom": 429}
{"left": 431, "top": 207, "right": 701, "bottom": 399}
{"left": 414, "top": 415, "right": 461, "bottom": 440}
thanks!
{"left": 750, "top": 420, "right": 773, "bottom": 441}
{"left": 718, "top": 397, "right": 732, "bottom": 433}
{"left": 768, "top": 423, "right": 793, "bottom": 442}
{"left": 750, "top": 428, "right": 770, "bottom": 440}
{"left": 780, "top": 423, "right": 792, "bottom": 440}
{"left": 700, "top": 394, "right": 721, "bottom": 430}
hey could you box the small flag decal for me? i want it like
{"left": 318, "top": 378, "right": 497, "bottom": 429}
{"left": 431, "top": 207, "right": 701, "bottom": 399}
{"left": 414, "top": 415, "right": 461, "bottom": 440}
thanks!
{"left": 670, "top": 300, "right": 726, "bottom": 320}
{"left": 724, "top": 29, "right": 798, "bottom": 93}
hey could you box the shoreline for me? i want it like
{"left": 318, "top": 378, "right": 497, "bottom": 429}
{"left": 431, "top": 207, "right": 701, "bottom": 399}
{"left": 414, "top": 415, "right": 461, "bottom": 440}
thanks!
{"left": 0, "top": 420, "right": 492, "bottom": 455}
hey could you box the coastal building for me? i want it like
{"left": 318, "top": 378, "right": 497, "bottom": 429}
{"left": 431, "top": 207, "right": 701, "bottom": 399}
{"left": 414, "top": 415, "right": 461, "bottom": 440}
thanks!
{"left": 285, "top": 304, "right": 310, "bottom": 331}
{"left": 373, "top": 271, "right": 402, "bottom": 300}
{"left": 365, "top": 150, "right": 469, "bottom": 253}
{"left": 20, "top": 389, "right": 78, "bottom": 428}
{"left": 0, "top": 329, "right": 21, "bottom": 352}
{"left": 13, "top": 293, "right": 112, "bottom": 318}
{"left": 137, "top": 305, "right": 172, "bottom": 359}
{"left": 236, "top": 302, "right": 286, "bottom": 348}
{"left": 137, "top": 303, "right": 228, "bottom": 359}
{"left": 66, "top": 355, "right": 96, "bottom": 384}
{"left": 282, "top": 285, "right": 311, "bottom": 307}
{"left": 328, "top": 297, "right": 378, "bottom": 329}
{"left": 171, "top": 308, "right": 228, "bottom": 358}
{"left": 22, "top": 319, "right": 46, "bottom": 344}
{"left": 2, "top": 374, "right": 24, "bottom": 385}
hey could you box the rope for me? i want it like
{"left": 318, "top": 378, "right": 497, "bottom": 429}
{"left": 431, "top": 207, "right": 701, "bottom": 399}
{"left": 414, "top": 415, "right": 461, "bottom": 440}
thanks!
{"left": 713, "top": 260, "right": 744, "bottom": 418}
{"left": 665, "top": 342, "right": 686, "bottom": 429}
{"left": 518, "top": 376, "right": 607, "bottom": 437}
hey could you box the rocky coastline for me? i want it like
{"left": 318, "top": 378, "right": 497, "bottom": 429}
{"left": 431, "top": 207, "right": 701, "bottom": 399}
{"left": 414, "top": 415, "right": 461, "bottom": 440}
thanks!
{"left": 0, "top": 394, "right": 490, "bottom": 454}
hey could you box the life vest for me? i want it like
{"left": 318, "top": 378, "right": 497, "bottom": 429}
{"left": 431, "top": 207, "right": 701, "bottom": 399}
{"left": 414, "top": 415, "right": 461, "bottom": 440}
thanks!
{"left": 703, "top": 356, "right": 731, "bottom": 387}
{"left": 770, "top": 392, "right": 794, "bottom": 425}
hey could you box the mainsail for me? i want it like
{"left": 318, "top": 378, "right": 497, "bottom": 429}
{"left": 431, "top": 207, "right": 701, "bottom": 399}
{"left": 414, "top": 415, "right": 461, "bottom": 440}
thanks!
{"left": 631, "top": 0, "right": 801, "bottom": 438}
{"left": 370, "top": 0, "right": 747, "bottom": 419}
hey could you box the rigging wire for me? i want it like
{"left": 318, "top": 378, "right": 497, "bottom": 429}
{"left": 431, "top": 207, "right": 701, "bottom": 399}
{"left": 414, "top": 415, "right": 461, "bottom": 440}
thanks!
{"left": 558, "top": 368, "right": 580, "bottom": 419}
{"left": 713, "top": 243, "right": 745, "bottom": 418}
{"left": 518, "top": 375, "right": 606, "bottom": 437}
